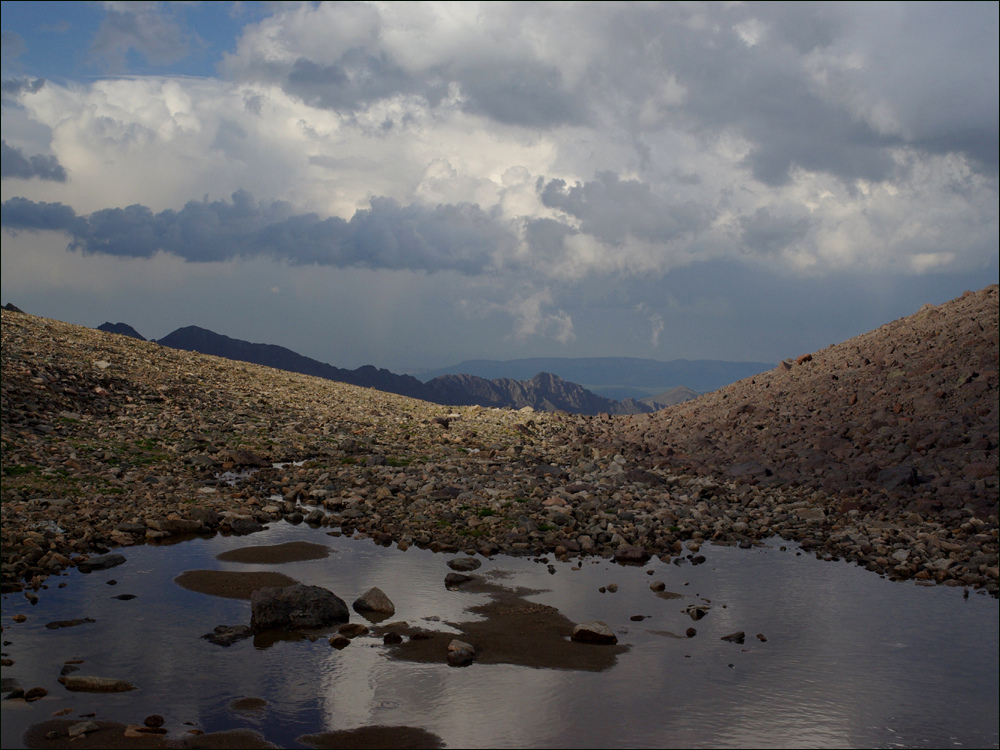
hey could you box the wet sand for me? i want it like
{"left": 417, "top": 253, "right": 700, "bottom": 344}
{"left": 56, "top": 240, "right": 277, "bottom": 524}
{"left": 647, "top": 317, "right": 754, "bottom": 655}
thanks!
{"left": 173, "top": 571, "right": 297, "bottom": 599}
{"left": 298, "top": 726, "right": 444, "bottom": 749}
{"left": 380, "top": 577, "right": 628, "bottom": 671}
{"left": 215, "top": 542, "right": 331, "bottom": 565}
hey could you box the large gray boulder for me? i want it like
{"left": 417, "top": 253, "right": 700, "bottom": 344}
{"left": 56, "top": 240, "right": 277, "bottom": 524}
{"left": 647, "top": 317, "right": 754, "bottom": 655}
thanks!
{"left": 352, "top": 587, "right": 395, "bottom": 616}
{"left": 250, "top": 584, "right": 349, "bottom": 632}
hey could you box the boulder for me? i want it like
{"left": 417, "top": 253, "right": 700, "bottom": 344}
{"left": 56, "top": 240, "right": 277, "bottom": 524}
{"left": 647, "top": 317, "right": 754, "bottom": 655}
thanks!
{"left": 352, "top": 587, "right": 395, "bottom": 616}
{"left": 250, "top": 584, "right": 349, "bottom": 632}
{"left": 571, "top": 621, "right": 618, "bottom": 644}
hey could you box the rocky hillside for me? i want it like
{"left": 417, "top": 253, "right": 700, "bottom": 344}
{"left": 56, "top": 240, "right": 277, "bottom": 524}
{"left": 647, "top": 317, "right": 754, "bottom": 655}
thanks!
{"left": 1, "top": 287, "right": 997, "bottom": 600}
{"left": 610, "top": 285, "right": 998, "bottom": 519}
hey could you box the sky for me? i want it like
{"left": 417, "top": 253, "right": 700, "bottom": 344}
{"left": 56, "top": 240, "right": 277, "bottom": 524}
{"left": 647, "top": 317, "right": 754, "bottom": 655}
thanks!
{"left": 1, "top": 1, "right": 997, "bottom": 374}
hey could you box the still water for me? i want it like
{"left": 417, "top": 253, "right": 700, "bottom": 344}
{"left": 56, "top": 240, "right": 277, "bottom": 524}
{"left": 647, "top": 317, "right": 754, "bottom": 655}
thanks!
{"left": 1, "top": 522, "right": 997, "bottom": 748}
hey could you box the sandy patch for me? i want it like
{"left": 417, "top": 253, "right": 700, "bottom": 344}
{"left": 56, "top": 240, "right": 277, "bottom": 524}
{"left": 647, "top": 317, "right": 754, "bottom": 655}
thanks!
{"left": 380, "top": 578, "right": 628, "bottom": 671}
{"left": 174, "top": 570, "right": 297, "bottom": 599}
{"left": 23, "top": 720, "right": 277, "bottom": 749}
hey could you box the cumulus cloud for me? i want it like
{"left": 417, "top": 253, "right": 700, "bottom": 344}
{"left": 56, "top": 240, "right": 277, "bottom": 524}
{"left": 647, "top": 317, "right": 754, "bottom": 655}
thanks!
{"left": 1, "top": 140, "right": 67, "bottom": 181}
{"left": 1, "top": 191, "right": 517, "bottom": 274}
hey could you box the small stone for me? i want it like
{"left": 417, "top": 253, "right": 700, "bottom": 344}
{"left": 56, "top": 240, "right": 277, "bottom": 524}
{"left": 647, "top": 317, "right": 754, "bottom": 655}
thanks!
{"left": 12, "top": 614, "right": 26, "bottom": 623}
{"left": 329, "top": 635, "right": 351, "bottom": 649}
{"left": 756, "top": 633, "right": 768, "bottom": 642}
{"left": 78, "top": 553, "right": 126, "bottom": 572}
{"left": 571, "top": 621, "right": 618, "bottom": 644}
{"left": 383, "top": 632, "right": 403, "bottom": 645}
{"left": 650, "top": 581, "right": 666, "bottom": 592}
{"left": 630, "top": 615, "right": 646, "bottom": 621}
{"left": 144, "top": 715, "right": 165, "bottom": 728}
{"left": 686, "top": 628, "right": 697, "bottom": 638}
{"left": 606, "top": 583, "right": 619, "bottom": 593}
{"left": 721, "top": 631, "right": 746, "bottom": 644}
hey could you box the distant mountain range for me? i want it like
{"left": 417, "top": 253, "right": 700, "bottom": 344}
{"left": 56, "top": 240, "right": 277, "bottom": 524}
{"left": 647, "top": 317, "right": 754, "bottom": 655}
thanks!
{"left": 418, "top": 357, "right": 774, "bottom": 397}
{"left": 96, "top": 323, "right": 670, "bottom": 415}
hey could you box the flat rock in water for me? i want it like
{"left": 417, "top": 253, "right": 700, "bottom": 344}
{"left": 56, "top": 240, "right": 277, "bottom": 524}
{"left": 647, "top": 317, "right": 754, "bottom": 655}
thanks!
{"left": 58, "top": 675, "right": 137, "bottom": 692}
{"left": 79, "top": 553, "right": 126, "bottom": 572}
{"left": 571, "top": 621, "right": 618, "bottom": 644}
{"left": 45, "top": 618, "right": 96, "bottom": 629}
{"left": 202, "top": 625, "right": 254, "bottom": 647}
{"left": 251, "top": 584, "right": 349, "bottom": 631}
{"left": 721, "top": 631, "right": 746, "bottom": 644}
{"left": 614, "top": 546, "right": 650, "bottom": 565}
{"left": 352, "top": 587, "right": 395, "bottom": 616}
{"left": 447, "top": 557, "right": 481, "bottom": 572}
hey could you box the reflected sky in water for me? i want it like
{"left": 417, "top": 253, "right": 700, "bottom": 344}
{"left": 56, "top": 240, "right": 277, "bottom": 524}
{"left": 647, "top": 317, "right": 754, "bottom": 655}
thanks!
{"left": 1, "top": 522, "right": 997, "bottom": 749}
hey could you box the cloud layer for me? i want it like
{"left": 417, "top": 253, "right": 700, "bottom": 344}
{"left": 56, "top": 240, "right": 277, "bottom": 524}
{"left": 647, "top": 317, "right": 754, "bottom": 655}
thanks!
{"left": 1, "top": 2, "right": 997, "bottom": 369}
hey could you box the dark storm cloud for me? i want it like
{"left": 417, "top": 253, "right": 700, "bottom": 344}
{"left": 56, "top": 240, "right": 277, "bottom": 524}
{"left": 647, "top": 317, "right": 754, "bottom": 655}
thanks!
{"left": 524, "top": 217, "right": 577, "bottom": 260}
{"left": 1, "top": 196, "right": 83, "bottom": 232}
{"left": 538, "top": 172, "right": 711, "bottom": 245}
{"left": 1, "top": 191, "right": 515, "bottom": 274}
{"left": 1, "top": 77, "right": 45, "bottom": 103}
{"left": 1, "top": 140, "right": 67, "bottom": 181}
{"left": 455, "top": 61, "right": 586, "bottom": 127}
{"left": 738, "top": 206, "right": 813, "bottom": 256}
{"left": 284, "top": 50, "right": 418, "bottom": 112}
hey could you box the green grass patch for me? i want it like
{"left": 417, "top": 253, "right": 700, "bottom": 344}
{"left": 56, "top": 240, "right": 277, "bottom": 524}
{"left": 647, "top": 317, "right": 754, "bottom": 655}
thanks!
{"left": 477, "top": 508, "right": 496, "bottom": 517}
{"left": 3, "top": 464, "right": 40, "bottom": 477}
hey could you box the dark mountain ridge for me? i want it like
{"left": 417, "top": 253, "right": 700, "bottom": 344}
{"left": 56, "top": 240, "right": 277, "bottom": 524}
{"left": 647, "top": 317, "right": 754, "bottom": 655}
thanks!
{"left": 418, "top": 356, "right": 773, "bottom": 396}
{"left": 149, "top": 325, "right": 654, "bottom": 415}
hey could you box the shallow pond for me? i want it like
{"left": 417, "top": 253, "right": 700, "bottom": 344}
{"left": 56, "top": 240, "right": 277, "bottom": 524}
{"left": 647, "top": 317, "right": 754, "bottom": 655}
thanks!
{"left": 1, "top": 522, "right": 997, "bottom": 748}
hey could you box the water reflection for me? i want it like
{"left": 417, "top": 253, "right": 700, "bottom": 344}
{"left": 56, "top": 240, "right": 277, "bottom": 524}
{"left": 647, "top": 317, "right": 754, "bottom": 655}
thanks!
{"left": 1, "top": 523, "right": 997, "bottom": 749}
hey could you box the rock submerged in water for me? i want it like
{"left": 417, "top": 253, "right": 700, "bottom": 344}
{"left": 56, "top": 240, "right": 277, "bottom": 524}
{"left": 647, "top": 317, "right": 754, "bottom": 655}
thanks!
{"left": 78, "top": 553, "right": 126, "bottom": 572}
{"left": 447, "top": 639, "right": 476, "bottom": 666}
{"left": 571, "top": 621, "right": 618, "bottom": 644}
{"left": 202, "top": 624, "right": 254, "bottom": 646}
{"left": 250, "top": 584, "right": 349, "bottom": 632}
{"left": 352, "top": 587, "right": 395, "bottom": 616}
{"left": 58, "top": 675, "right": 137, "bottom": 692}
{"left": 444, "top": 572, "right": 475, "bottom": 588}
